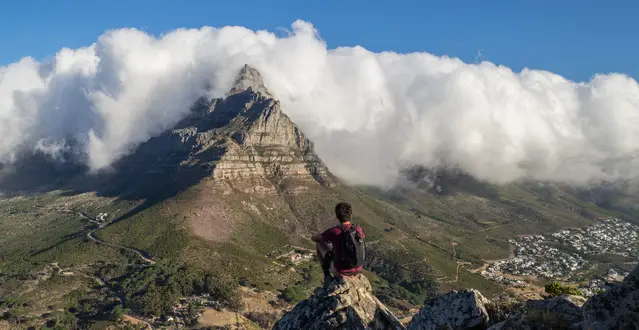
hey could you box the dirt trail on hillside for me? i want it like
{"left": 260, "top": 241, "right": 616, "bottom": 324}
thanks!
{"left": 121, "top": 315, "right": 153, "bottom": 329}
{"left": 395, "top": 235, "right": 408, "bottom": 252}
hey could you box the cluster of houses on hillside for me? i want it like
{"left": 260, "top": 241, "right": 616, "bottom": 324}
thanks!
{"left": 481, "top": 218, "right": 638, "bottom": 283}
{"left": 487, "top": 237, "right": 587, "bottom": 278}
{"left": 578, "top": 268, "right": 630, "bottom": 297}
{"left": 267, "top": 245, "right": 315, "bottom": 265}
{"left": 550, "top": 218, "right": 639, "bottom": 257}
{"left": 479, "top": 269, "right": 527, "bottom": 287}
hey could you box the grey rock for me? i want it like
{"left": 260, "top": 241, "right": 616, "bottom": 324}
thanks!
{"left": 229, "top": 64, "right": 273, "bottom": 98}
{"left": 487, "top": 294, "right": 584, "bottom": 330}
{"left": 211, "top": 86, "right": 333, "bottom": 192}
{"left": 582, "top": 263, "right": 639, "bottom": 330}
{"left": 525, "top": 295, "right": 584, "bottom": 325}
{"left": 272, "top": 274, "right": 405, "bottom": 330}
{"left": 121, "top": 65, "right": 334, "bottom": 195}
{"left": 487, "top": 314, "right": 552, "bottom": 330}
{"left": 407, "top": 289, "right": 490, "bottom": 330}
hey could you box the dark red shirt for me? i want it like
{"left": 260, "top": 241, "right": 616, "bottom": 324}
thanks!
{"left": 321, "top": 223, "right": 365, "bottom": 275}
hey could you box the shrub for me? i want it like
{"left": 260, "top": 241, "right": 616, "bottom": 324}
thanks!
{"left": 244, "top": 311, "right": 278, "bottom": 328}
{"left": 268, "top": 299, "right": 288, "bottom": 308}
{"left": 544, "top": 282, "right": 582, "bottom": 298}
{"left": 280, "top": 286, "right": 307, "bottom": 303}
{"left": 119, "top": 262, "right": 243, "bottom": 316}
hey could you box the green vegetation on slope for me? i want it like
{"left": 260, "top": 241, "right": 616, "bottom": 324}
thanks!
{"left": 2, "top": 170, "right": 636, "bottom": 329}
{"left": 544, "top": 282, "right": 583, "bottom": 298}
{"left": 116, "top": 261, "right": 242, "bottom": 317}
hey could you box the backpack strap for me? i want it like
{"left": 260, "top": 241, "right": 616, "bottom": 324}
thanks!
{"left": 338, "top": 223, "right": 356, "bottom": 233}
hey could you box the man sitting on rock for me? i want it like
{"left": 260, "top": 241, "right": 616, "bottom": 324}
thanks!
{"left": 312, "top": 202, "right": 366, "bottom": 283}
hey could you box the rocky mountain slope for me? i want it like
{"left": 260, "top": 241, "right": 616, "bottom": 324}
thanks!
{"left": 275, "top": 263, "right": 639, "bottom": 330}
{"left": 149, "top": 64, "right": 333, "bottom": 194}
{"left": 67, "top": 64, "right": 333, "bottom": 198}
{"left": 272, "top": 274, "right": 404, "bottom": 330}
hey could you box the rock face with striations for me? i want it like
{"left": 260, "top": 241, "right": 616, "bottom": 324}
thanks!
{"left": 211, "top": 65, "right": 332, "bottom": 192}
{"left": 407, "top": 289, "right": 491, "bottom": 330}
{"left": 272, "top": 274, "right": 405, "bottom": 330}
{"left": 112, "top": 64, "right": 333, "bottom": 196}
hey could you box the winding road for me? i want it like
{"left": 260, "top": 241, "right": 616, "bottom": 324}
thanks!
{"left": 76, "top": 211, "right": 160, "bottom": 328}
{"left": 59, "top": 267, "right": 155, "bottom": 329}
{"left": 86, "top": 231, "right": 155, "bottom": 264}
{"left": 78, "top": 210, "right": 155, "bottom": 264}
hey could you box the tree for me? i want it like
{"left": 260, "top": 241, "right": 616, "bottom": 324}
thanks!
{"left": 185, "top": 302, "right": 202, "bottom": 326}
{"left": 53, "top": 311, "right": 78, "bottom": 330}
{"left": 204, "top": 275, "right": 243, "bottom": 311}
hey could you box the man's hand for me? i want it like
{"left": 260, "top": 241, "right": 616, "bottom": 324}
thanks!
{"left": 311, "top": 234, "right": 323, "bottom": 242}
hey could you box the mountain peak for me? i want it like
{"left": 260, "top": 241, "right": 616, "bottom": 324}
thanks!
{"left": 228, "top": 64, "right": 272, "bottom": 97}
{"left": 101, "top": 62, "right": 333, "bottom": 196}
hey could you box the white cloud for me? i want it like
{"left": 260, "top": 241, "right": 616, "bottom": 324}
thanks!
{"left": 1, "top": 20, "right": 639, "bottom": 187}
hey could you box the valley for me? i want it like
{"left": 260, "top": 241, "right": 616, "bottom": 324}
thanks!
{"left": 2, "top": 184, "right": 634, "bottom": 329}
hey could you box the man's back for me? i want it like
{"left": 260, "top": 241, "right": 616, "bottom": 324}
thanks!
{"left": 321, "top": 223, "right": 365, "bottom": 275}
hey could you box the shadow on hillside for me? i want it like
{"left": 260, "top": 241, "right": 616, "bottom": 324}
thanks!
{"left": 29, "top": 225, "right": 95, "bottom": 257}
{"left": 0, "top": 147, "right": 217, "bottom": 226}
{"left": 0, "top": 90, "right": 271, "bottom": 227}
{"left": 0, "top": 96, "right": 234, "bottom": 222}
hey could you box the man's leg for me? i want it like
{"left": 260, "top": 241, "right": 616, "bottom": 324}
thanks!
{"left": 315, "top": 242, "right": 333, "bottom": 279}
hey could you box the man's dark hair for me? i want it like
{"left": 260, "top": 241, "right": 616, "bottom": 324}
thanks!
{"left": 335, "top": 202, "right": 352, "bottom": 223}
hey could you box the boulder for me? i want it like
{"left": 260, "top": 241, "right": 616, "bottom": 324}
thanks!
{"left": 407, "top": 289, "right": 490, "bottom": 330}
{"left": 272, "top": 274, "right": 405, "bottom": 330}
{"left": 487, "top": 313, "right": 552, "bottom": 330}
{"left": 582, "top": 263, "right": 639, "bottom": 330}
{"left": 488, "top": 294, "right": 584, "bottom": 329}
{"left": 525, "top": 295, "right": 584, "bottom": 325}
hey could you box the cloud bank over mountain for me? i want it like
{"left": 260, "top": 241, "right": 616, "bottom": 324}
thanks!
{"left": 2, "top": 20, "right": 639, "bottom": 187}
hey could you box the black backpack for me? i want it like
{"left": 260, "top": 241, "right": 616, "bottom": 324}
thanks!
{"left": 338, "top": 224, "right": 366, "bottom": 268}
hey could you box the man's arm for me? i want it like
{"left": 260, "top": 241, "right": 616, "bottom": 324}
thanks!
{"left": 311, "top": 234, "right": 324, "bottom": 242}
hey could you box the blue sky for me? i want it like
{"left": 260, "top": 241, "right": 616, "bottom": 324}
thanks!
{"left": 1, "top": 0, "right": 636, "bottom": 82}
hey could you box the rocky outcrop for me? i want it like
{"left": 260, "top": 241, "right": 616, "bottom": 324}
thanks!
{"left": 526, "top": 295, "right": 584, "bottom": 325}
{"left": 269, "top": 264, "right": 639, "bottom": 330}
{"left": 407, "top": 289, "right": 491, "bottom": 330}
{"left": 487, "top": 295, "right": 585, "bottom": 330}
{"left": 272, "top": 274, "right": 405, "bottom": 330}
{"left": 205, "top": 65, "right": 333, "bottom": 193}
{"left": 113, "top": 64, "right": 334, "bottom": 195}
{"left": 274, "top": 264, "right": 639, "bottom": 330}
{"left": 485, "top": 265, "right": 639, "bottom": 330}
{"left": 228, "top": 64, "right": 273, "bottom": 98}
{"left": 211, "top": 83, "right": 331, "bottom": 191}
{"left": 582, "top": 264, "right": 639, "bottom": 330}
